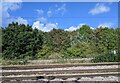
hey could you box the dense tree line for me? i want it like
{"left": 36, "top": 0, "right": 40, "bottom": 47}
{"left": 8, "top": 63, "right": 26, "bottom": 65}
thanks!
{"left": 1, "top": 22, "right": 119, "bottom": 62}
{"left": 2, "top": 22, "right": 43, "bottom": 60}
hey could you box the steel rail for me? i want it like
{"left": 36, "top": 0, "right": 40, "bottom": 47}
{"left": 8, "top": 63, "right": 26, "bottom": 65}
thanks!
{"left": 2, "top": 68, "right": 120, "bottom": 76}
{"left": 2, "top": 62, "right": 120, "bottom": 70}
{"left": 2, "top": 72, "right": 120, "bottom": 80}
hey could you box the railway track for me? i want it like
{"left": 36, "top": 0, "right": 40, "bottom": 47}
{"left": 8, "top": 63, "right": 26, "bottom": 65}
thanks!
{"left": 2, "top": 72, "right": 120, "bottom": 80}
{"left": 2, "top": 68, "right": 120, "bottom": 76}
{"left": 1, "top": 62, "right": 120, "bottom": 82}
{"left": 1, "top": 62, "right": 120, "bottom": 70}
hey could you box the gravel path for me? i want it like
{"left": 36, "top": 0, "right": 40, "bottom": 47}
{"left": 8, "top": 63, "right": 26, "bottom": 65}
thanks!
{"left": 2, "top": 72, "right": 119, "bottom": 77}
{"left": 3, "top": 76, "right": 120, "bottom": 82}
{"left": 79, "top": 76, "right": 119, "bottom": 81}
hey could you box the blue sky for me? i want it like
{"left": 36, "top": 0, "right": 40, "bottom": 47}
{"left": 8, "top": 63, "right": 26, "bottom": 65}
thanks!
{"left": 2, "top": 2, "right": 118, "bottom": 31}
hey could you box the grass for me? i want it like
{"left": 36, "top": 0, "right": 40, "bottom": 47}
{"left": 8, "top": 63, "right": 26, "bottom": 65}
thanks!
{"left": 2, "top": 59, "right": 30, "bottom": 65}
{"left": 1, "top": 58, "right": 93, "bottom": 65}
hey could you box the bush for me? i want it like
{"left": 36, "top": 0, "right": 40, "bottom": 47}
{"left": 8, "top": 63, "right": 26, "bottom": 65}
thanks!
{"left": 92, "top": 53, "right": 119, "bottom": 62}
{"left": 64, "top": 42, "right": 94, "bottom": 58}
{"left": 2, "top": 59, "right": 29, "bottom": 65}
{"left": 47, "top": 52, "right": 64, "bottom": 59}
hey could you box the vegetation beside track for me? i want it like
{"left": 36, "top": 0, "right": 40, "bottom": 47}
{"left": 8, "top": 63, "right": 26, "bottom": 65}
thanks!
{"left": 1, "top": 22, "right": 119, "bottom": 65}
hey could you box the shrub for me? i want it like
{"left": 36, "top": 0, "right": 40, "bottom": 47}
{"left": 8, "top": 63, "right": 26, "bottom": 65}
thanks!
{"left": 92, "top": 53, "right": 119, "bottom": 62}
{"left": 47, "top": 52, "right": 64, "bottom": 59}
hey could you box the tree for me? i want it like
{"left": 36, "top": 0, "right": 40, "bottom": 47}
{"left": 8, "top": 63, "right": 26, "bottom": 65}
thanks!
{"left": 2, "top": 22, "right": 43, "bottom": 60}
{"left": 47, "top": 28, "right": 71, "bottom": 53}
{"left": 78, "top": 25, "right": 95, "bottom": 43}
{"left": 94, "top": 27, "right": 117, "bottom": 54}
{"left": 64, "top": 42, "right": 94, "bottom": 58}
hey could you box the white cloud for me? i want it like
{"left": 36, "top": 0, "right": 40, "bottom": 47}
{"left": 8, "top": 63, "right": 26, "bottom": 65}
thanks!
{"left": 32, "top": 21, "right": 58, "bottom": 32}
{"left": 36, "top": 9, "right": 44, "bottom": 16}
{"left": 1, "top": 1, "right": 21, "bottom": 18}
{"left": 35, "top": 9, "right": 47, "bottom": 23}
{"left": 8, "top": 17, "right": 28, "bottom": 25}
{"left": 32, "top": 21, "right": 44, "bottom": 30}
{"left": 56, "top": 4, "right": 66, "bottom": 16}
{"left": 9, "top": 3, "right": 21, "bottom": 11}
{"left": 98, "top": 22, "right": 113, "bottom": 28}
{"left": 47, "top": 4, "right": 67, "bottom": 17}
{"left": 89, "top": 3, "right": 110, "bottom": 15}
{"left": 90, "top": 27, "right": 94, "bottom": 30}
{"left": 44, "top": 23, "right": 58, "bottom": 32}
{"left": 2, "top": 2, "right": 21, "bottom": 18}
{"left": 47, "top": 11, "right": 52, "bottom": 17}
{"left": 65, "top": 26, "right": 78, "bottom": 32}
{"left": 38, "top": 17, "right": 47, "bottom": 23}
{"left": 1, "top": 1, "right": 22, "bottom": 26}
{"left": 65, "top": 23, "right": 85, "bottom": 31}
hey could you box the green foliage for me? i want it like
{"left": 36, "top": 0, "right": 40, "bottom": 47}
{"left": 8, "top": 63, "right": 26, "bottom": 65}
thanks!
{"left": 92, "top": 53, "right": 119, "bottom": 62}
{"left": 35, "top": 45, "right": 51, "bottom": 59}
{"left": 64, "top": 42, "right": 94, "bottom": 58}
{"left": 79, "top": 25, "right": 94, "bottom": 43}
{"left": 94, "top": 27, "right": 118, "bottom": 53}
{"left": 2, "top": 22, "right": 119, "bottom": 64}
{"left": 2, "top": 22, "right": 43, "bottom": 60}
{"left": 47, "top": 29, "right": 71, "bottom": 53}
{"left": 2, "top": 59, "right": 29, "bottom": 65}
{"left": 47, "top": 52, "right": 64, "bottom": 59}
